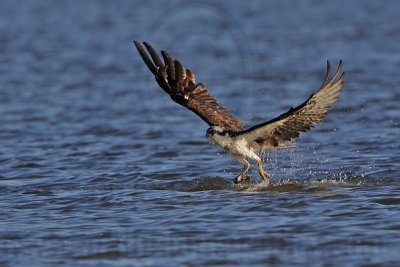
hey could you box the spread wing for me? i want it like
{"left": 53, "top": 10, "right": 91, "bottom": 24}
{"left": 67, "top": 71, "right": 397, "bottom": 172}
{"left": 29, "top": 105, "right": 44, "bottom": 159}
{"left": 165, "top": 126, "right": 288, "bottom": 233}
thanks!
{"left": 236, "top": 61, "right": 345, "bottom": 148}
{"left": 134, "top": 41, "right": 243, "bottom": 131}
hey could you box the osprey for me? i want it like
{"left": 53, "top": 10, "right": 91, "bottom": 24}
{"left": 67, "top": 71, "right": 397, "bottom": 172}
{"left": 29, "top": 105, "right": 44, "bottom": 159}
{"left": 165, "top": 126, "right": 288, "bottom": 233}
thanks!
{"left": 134, "top": 41, "right": 345, "bottom": 183}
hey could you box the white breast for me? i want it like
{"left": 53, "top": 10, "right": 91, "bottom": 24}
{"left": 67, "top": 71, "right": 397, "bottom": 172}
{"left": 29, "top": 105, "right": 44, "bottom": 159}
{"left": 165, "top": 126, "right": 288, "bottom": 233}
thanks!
{"left": 210, "top": 134, "right": 258, "bottom": 158}
{"left": 210, "top": 134, "right": 234, "bottom": 149}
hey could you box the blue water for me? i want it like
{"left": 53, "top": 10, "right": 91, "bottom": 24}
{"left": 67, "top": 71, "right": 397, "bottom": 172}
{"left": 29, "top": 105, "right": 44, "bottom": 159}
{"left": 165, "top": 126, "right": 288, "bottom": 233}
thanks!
{"left": 1, "top": 0, "right": 399, "bottom": 266}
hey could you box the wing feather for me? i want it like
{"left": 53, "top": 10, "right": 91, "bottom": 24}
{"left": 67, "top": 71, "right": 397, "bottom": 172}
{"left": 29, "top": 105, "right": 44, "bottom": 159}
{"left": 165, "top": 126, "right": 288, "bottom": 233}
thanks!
{"left": 134, "top": 41, "right": 243, "bottom": 131}
{"left": 236, "top": 61, "right": 345, "bottom": 148}
{"left": 143, "top": 42, "right": 165, "bottom": 70}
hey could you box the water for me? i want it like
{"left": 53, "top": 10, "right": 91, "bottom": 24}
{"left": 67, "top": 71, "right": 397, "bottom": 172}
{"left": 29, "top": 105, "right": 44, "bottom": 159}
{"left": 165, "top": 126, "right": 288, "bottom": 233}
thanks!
{"left": 1, "top": 0, "right": 399, "bottom": 266}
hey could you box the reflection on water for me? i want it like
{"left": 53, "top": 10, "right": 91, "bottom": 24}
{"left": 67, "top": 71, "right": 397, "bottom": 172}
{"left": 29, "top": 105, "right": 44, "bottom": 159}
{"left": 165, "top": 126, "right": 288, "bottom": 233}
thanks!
{"left": 1, "top": 0, "right": 400, "bottom": 266}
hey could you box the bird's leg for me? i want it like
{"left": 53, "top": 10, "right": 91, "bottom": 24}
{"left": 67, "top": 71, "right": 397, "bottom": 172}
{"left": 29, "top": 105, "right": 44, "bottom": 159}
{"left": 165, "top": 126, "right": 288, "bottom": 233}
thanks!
{"left": 256, "top": 158, "right": 270, "bottom": 181}
{"left": 233, "top": 156, "right": 251, "bottom": 183}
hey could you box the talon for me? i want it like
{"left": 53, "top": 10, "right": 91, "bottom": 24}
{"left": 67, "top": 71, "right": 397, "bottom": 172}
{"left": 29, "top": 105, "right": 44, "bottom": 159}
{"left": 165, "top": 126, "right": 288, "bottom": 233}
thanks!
{"left": 261, "top": 171, "right": 270, "bottom": 181}
{"left": 234, "top": 174, "right": 250, "bottom": 183}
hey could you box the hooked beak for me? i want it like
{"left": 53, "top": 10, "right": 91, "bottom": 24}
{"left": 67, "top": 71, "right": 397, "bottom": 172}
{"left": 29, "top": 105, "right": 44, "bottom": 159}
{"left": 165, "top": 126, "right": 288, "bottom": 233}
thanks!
{"left": 205, "top": 128, "right": 214, "bottom": 139}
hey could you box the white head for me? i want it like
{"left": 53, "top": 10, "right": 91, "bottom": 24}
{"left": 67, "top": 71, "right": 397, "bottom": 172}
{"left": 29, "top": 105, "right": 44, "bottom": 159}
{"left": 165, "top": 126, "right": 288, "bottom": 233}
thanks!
{"left": 206, "top": 126, "right": 228, "bottom": 140}
{"left": 206, "top": 126, "right": 225, "bottom": 136}
{"left": 206, "top": 126, "right": 231, "bottom": 145}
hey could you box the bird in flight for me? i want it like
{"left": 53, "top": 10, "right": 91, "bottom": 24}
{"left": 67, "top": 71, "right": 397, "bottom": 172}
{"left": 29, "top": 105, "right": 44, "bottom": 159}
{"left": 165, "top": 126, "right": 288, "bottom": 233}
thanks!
{"left": 134, "top": 41, "right": 345, "bottom": 183}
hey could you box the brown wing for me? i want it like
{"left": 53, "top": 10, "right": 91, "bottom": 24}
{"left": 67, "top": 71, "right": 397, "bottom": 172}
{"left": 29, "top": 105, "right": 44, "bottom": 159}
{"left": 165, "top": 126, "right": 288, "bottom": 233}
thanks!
{"left": 134, "top": 41, "right": 243, "bottom": 131}
{"left": 237, "top": 61, "right": 345, "bottom": 148}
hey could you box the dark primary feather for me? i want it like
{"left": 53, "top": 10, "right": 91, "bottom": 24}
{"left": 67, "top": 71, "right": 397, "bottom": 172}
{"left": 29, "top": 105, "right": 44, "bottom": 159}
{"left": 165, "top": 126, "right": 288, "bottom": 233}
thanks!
{"left": 134, "top": 41, "right": 243, "bottom": 131}
{"left": 236, "top": 61, "right": 345, "bottom": 149}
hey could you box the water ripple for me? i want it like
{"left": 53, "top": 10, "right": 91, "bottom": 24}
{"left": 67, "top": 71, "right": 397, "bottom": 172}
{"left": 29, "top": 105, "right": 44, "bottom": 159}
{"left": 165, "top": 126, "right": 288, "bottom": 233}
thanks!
{"left": 0, "top": 0, "right": 400, "bottom": 266}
